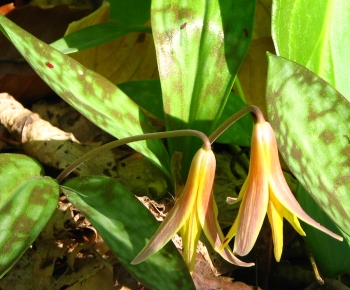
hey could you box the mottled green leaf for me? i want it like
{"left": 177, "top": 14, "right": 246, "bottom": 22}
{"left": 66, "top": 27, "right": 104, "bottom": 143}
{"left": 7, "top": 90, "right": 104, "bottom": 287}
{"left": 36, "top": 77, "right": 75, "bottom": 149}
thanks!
{"left": 0, "top": 14, "right": 170, "bottom": 176}
{"left": 297, "top": 183, "right": 350, "bottom": 278}
{"left": 119, "top": 79, "right": 253, "bottom": 145}
{"left": 272, "top": 0, "right": 350, "bottom": 100}
{"left": 0, "top": 154, "right": 59, "bottom": 278}
{"left": 152, "top": 0, "right": 255, "bottom": 171}
{"left": 62, "top": 176, "right": 195, "bottom": 290}
{"left": 50, "top": 22, "right": 152, "bottom": 54}
{"left": 107, "top": 0, "right": 151, "bottom": 26}
{"left": 266, "top": 53, "right": 350, "bottom": 236}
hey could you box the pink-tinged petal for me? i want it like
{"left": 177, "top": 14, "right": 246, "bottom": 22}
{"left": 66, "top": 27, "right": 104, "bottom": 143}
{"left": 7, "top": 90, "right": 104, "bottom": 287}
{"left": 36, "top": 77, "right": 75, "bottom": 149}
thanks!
{"left": 131, "top": 149, "right": 206, "bottom": 265}
{"left": 203, "top": 195, "right": 254, "bottom": 267}
{"left": 196, "top": 149, "right": 216, "bottom": 227}
{"left": 233, "top": 123, "right": 269, "bottom": 256}
{"left": 262, "top": 122, "right": 343, "bottom": 242}
{"left": 267, "top": 193, "right": 285, "bottom": 262}
{"left": 180, "top": 210, "right": 202, "bottom": 273}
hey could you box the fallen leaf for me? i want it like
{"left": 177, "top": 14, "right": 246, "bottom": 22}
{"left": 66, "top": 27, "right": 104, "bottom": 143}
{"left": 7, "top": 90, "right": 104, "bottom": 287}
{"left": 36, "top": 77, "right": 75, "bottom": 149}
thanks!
{"left": 238, "top": 37, "right": 275, "bottom": 118}
{"left": 0, "top": 93, "right": 119, "bottom": 179}
{"left": 237, "top": 0, "right": 274, "bottom": 118}
{"left": 65, "top": 2, "right": 159, "bottom": 84}
{"left": 0, "top": 5, "right": 91, "bottom": 103}
{"left": 192, "top": 253, "right": 261, "bottom": 290}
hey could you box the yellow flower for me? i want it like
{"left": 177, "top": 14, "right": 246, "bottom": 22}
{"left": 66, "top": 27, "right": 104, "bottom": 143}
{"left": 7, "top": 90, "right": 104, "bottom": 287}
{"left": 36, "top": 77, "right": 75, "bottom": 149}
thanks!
{"left": 221, "top": 121, "right": 343, "bottom": 261}
{"left": 132, "top": 148, "right": 254, "bottom": 273}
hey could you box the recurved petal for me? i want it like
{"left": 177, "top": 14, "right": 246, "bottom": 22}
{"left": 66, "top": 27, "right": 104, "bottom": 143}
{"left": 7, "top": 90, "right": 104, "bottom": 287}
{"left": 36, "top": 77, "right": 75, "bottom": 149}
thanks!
{"left": 263, "top": 122, "right": 343, "bottom": 242}
{"left": 203, "top": 195, "right": 254, "bottom": 267}
{"left": 131, "top": 148, "right": 206, "bottom": 265}
{"left": 226, "top": 177, "right": 249, "bottom": 205}
{"left": 233, "top": 123, "right": 269, "bottom": 256}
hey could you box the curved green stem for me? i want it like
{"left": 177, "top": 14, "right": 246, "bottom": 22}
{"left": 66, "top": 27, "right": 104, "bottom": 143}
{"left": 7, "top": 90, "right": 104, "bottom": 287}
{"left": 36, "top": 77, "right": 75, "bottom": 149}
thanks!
{"left": 56, "top": 129, "right": 210, "bottom": 184}
{"left": 209, "top": 105, "right": 265, "bottom": 143}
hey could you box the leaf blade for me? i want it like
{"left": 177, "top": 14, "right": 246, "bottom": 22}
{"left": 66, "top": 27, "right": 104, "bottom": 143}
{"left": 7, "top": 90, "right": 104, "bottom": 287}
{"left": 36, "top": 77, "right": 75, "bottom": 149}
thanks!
{"left": 266, "top": 53, "right": 350, "bottom": 236}
{"left": 272, "top": 0, "right": 350, "bottom": 100}
{"left": 62, "top": 176, "right": 195, "bottom": 290}
{"left": 0, "top": 154, "right": 59, "bottom": 278}
{"left": 0, "top": 14, "right": 170, "bottom": 175}
{"left": 152, "top": 0, "right": 255, "bottom": 169}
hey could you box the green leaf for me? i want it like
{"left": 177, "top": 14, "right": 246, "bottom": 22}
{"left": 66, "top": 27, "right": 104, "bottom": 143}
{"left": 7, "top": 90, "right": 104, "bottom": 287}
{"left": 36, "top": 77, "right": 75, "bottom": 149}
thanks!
{"left": 151, "top": 0, "right": 255, "bottom": 172}
{"left": 61, "top": 176, "right": 195, "bottom": 290}
{"left": 119, "top": 79, "right": 253, "bottom": 146}
{"left": 0, "top": 14, "right": 170, "bottom": 176}
{"left": 0, "top": 154, "right": 59, "bottom": 278}
{"left": 266, "top": 53, "right": 350, "bottom": 236}
{"left": 50, "top": 22, "right": 152, "bottom": 54}
{"left": 118, "top": 80, "right": 164, "bottom": 120}
{"left": 297, "top": 183, "right": 350, "bottom": 278}
{"left": 106, "top": 0, "right": 152, "bottom": 26}
{"left": 272, "top": 0, "right": 350, "bottom": 100}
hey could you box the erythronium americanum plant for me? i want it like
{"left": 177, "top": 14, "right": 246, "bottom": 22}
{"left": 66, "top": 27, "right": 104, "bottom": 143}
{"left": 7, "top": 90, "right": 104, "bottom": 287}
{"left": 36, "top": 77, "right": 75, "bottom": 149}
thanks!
{"left": 1, "top": 1, "right": 350, "bottom": 287}
{"left": 220, "top": 107, "right": 343, "bottom": 262}
{"left": 131, "top": 106, "right": 342, "bottom": 272}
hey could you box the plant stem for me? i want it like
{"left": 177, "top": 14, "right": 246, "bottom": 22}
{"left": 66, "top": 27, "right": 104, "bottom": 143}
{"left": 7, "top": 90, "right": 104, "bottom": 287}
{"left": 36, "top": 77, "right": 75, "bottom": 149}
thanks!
{"left": 233, "top": 77, "right": 246, "bottom": 103}
{"left": 56, "top": 129, "right": 210, "bottom": 184}
{"left": 208, "top": 105, "right": 265, "bottom": 143}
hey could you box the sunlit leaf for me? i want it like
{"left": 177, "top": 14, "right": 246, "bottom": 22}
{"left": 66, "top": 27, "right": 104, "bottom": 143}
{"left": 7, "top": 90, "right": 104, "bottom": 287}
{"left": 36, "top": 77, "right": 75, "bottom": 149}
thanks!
{"left": 119, "top": 79, "right": 253, "bottom": 145}
{"left": 62, "top": 176, "right": 195, "bottom": 290}
{"left": 272, "top": 0, "right": 350, "bottom": 100}
{"left": 0, "top": 14, "right": 170, "bottom": 176}
{"left": 297, "top": 184, "right": 350, "bottom": 278}
{"left": 0, "top": 154, "right": 59, "bottom": 278}
{"left": 266, "top": 53, "right": 350, "bottom": 236}
{"left": 152, "top": 0, "right": 255, "bottom": 172}
{"left": 50, "top": 22, "right": 151, "bottom": 54}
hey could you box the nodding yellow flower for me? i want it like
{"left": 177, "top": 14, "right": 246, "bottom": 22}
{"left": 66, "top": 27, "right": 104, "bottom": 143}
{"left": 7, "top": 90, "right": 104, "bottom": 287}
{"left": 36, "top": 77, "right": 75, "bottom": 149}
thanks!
{"left": 132, "top": 148, "right": 254, "bottom": 273}
{"left": 221, "top": 121, "right": 343, "bottom": 261}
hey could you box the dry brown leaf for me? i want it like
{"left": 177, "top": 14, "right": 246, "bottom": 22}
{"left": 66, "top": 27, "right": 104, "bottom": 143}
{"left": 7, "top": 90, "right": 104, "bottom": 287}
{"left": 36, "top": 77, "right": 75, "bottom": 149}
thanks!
{"left": 193, "top": 253, "right": 261, "bottom": 290}
{"left": 238, "top": 37, "right": 275, "bottom": 118}
{"left": 0, "top": 5, "right": 91, "bottom": 103}
{"left": 0, "top": 203, "right": 112, "bottom": 290}
{"left": 31, "top": 98, "right": 114, "bottom": 143}
{"left": 0, "top": 92, "right": 118, "bottom": 178}
{"left": 65, "top": 2, "right": 159, "bottom": 84}
{"left": 0, "top": 93, "right": 168, "bottom": 197}
{"left": 237, "top": 0, "right": 274, "bottom": 118}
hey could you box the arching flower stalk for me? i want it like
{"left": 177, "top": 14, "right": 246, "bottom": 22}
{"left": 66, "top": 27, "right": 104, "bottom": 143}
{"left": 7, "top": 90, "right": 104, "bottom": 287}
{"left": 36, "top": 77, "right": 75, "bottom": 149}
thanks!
{"left": 220, "top": 113, "right": 343, "bottom": 261}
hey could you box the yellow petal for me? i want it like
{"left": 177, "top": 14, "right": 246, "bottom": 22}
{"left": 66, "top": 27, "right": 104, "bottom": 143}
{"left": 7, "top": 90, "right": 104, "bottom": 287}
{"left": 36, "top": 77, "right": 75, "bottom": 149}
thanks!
{"left": 267, "top": 193, "right": 284, "bottom": 261}
{"left": 226, "top": 176, "right": 249, "bottom": 204}
{"left": 180, "top": 210, "right": 202, "bottom": 273}
{"left": 131, "top": 149, "right": 206, "bottom": 264}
